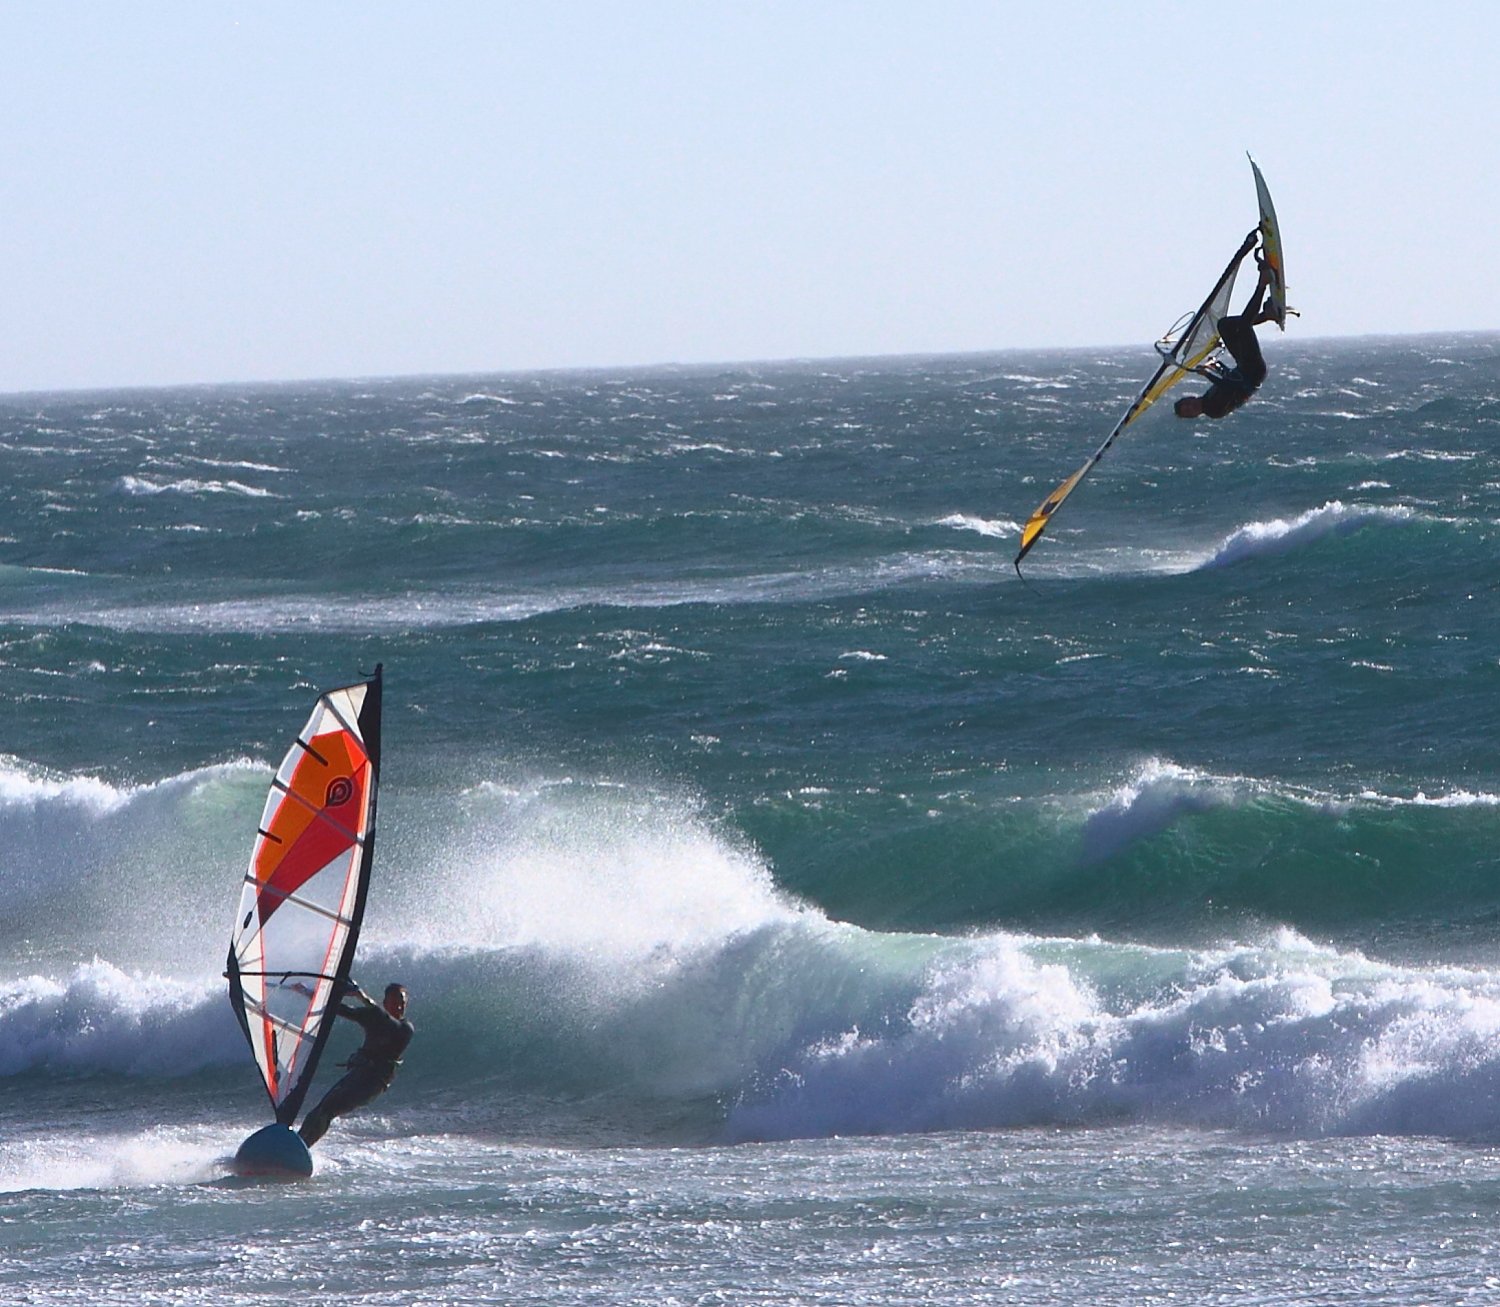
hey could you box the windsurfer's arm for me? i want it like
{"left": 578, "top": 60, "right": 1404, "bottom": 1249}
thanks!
{"left": 328, "top": 980, "right": 375, "bottom": 1019}
{"left": 284, "top": 977, "right": 368, "bottom": 1005}
{"left": 1238, "top": 252, "right": 1273, "bottom": 323}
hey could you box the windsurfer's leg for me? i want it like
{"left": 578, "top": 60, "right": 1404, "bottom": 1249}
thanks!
{"left": 298, "top": 1102, "right": 335, "bottom": 1147}
{"left": 1215, "top": 315, "right": 1267, "bottom": 388}
{"left": 298, "top": 1071, "right": 387, "bottom": 1146}
{"left": 1241, "top": 262, "right": 1271, "bottom": 320}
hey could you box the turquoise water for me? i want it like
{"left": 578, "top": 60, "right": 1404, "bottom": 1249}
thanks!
{"left": 4, "top": 335, "right": 1500, "bottom": 1303}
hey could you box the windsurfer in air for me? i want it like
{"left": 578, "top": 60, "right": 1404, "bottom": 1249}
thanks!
{"left": 297, "top": 981, "right": 413, "bottom": 1147}
{"left": 1173, "top": 238, "right": 1279, "bottom": 421}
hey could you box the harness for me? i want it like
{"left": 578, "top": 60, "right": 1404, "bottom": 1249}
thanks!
{"left": 1212, "top": 366, "right": 1257, "bottom": 396}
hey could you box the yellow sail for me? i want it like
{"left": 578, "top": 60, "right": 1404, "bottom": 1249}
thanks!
{"left": 1016, "top": 456, "right": 1098, "bottom": 562}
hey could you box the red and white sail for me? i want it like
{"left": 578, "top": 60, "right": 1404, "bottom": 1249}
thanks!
{"left": 226, "top": 667, "right": 382, "bottom": 1125}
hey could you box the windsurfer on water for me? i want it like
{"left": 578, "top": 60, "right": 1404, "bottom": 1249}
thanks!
{"left": 1173, "top": 234, "right": 1279, "bottom": 421}
{"left": 297, "top": 980, "right": 413, "bottom": 1147}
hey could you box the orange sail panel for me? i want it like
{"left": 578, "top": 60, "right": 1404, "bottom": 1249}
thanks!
{"left": 226, "top": 667, "right": 383, "bottom": 1125}
{"left": 253, "top": 729, "right": 371, "bottom": 928}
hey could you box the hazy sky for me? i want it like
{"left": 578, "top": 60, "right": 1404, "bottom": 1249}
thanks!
{"left": 2, "top": 3, "right": 1495, "bottom": 392}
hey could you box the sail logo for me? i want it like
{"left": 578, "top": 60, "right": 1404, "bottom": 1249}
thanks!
{"left": 326, "top": 776, "right": 355, "bottom": 808}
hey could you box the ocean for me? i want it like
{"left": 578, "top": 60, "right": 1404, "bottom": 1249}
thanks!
{"left": 3, "top": 333, "right": 1500, "bottom": 1304}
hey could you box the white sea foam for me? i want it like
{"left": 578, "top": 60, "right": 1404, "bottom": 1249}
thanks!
{"left": 2, "top": 696, "right": 1493, "bottom": 1136}
{"left": 7, "top": 761, "right": 1500, "bottom": 1149}
{"left": 1196, "top": 501, "right": 1417, "bottom": 570}
{"left": 0, "top": 962, "right": 234, "bottom": 1077}
{"left": 366, "top": 776, "right": 1500, "bottom": 1140}
{"left": 726, "top": 928, "right": 1500, "bottom": 1142}
{"left": 0, "top": 754, "right": 133, "bottom": 816}
{"left": 1356, "top": 787, "right": 1500, "bottom": 809}
{"left": 117, "top": 475, "right": 275, "bottom": 498}
{"left": 1066, "top": 758, "right": 1500, "bottom": 867}
{"left": 935, "top": 513, "right": 1019, "bottom": 538}
{"left": 181, "top": 456, "right": 288, "bottom": 474}
{"left": 1382, "top": 448, "right": 1478, "bottom": 463}
{"left": 0, "top": 563, "right": 90, "bottom": 582}
{"left": 0, "top": 1124, "right": 234, "bottom": 1193}
{"left": 13, "top": 909, "right": 1500, "bottom": 1148}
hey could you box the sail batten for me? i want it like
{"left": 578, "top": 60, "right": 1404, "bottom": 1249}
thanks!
{"left": 239, "top": 875, "right": 360, "bottom": 926}
{"left": 226, "top": 665, "right": 383, "bottom": 1127}
{"left": 242, "top": 1000, "right": 323, "bottom": 1037}
{"left": 294, "top": 737, "right": 330, "bottom": 767}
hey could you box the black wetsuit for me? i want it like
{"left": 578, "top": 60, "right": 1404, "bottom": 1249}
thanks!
{"left": 1197, "top": 309, "right": 1269, "bottom": 419}
{"left": 1181, "top": 230, "right": 1272, "bottom": 421}
{"left": 298, "top": 996, "right": 413, "bottom": 1146}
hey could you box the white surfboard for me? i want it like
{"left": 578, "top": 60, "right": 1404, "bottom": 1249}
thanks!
{"left": 1249, "top": 155, "right": 1290, "bottom": 329}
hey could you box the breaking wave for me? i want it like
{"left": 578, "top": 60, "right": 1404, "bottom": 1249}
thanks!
{"left": 1196, "top": 501, "right": 1419, "bottom": 570}
{"left": 6, "top": 759, "right": 1500, "bottom": 1149}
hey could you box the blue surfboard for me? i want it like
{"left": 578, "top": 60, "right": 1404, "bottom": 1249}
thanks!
{"left": 231, "top": 1123, "right": 314, "bottom": 1179}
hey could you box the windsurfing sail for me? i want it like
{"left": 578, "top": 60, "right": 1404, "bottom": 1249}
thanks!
{"left": 1013, "top": 230, "right": 1258, "bottom": 571}
{"left": 226, "top": 665, "right": 383, "bottom": 1126}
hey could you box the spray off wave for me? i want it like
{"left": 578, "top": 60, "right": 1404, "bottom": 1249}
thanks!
{"left": 0, "top": 756, "right": 261, "bottom": 966}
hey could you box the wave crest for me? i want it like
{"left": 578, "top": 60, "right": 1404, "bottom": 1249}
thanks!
{"left": 935, "top": 513, "right": 1019, "bottom": 539}
{"left": 1198, "top": 501, "right": 1417, "bottom": 570}
{"left": 116, "top": 475, "right": 274, "bottom": 498}
{"left": 728, "top": 932, "right": 1500, "bottom": 1142}
{"left": 0, "top": 961, "right": 233, "bottom": 1077}
{"left": 1079, "top": 760, "right": 1250, "bottom": 864}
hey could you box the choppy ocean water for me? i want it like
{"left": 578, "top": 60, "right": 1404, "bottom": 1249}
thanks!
{"left": 4, "top": 334, "right": 1500, "bottom": 1304}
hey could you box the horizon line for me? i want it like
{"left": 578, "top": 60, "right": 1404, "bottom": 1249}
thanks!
{"left": 2, "top": 326, "right": 1496, "bottom": 404}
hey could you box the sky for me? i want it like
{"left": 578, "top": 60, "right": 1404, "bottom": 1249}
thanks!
{"left": 1, "top": 2, "right": 1496, "bottom": 392}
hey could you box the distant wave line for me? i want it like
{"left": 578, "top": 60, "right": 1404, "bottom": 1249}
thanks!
{"left": 20, "top": 553, "right": 1008, "bottom": 634}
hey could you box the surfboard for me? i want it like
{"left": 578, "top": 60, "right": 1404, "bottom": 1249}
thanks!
{"left": 230, "top": 1123, "right": 314, "bottom": 1179}
{"left": 1248, "top": 155, "right": 1289, "bottom": 329}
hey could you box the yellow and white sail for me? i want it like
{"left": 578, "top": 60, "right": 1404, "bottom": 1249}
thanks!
{"left": 1013, "top": 239, "right": 1248, "bottom": 570}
